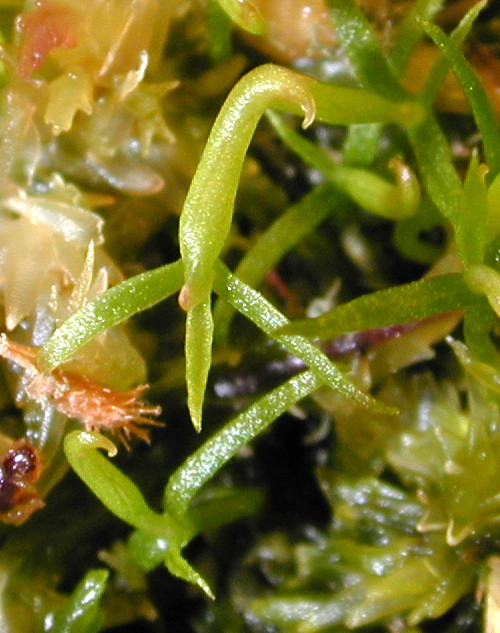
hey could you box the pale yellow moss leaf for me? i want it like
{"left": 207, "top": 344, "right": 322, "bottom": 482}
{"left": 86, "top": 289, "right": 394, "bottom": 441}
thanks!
{"left": 45, "top": 68, "right": 93, "bottom": 135}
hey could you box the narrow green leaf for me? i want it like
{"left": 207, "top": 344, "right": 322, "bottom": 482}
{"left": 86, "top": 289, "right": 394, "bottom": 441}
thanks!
{"left": 420, "top": 0, "right": 487, "bottom": 105}
{"left": 185, "top": 295, "right": 214, "bottom": 431}
{"left": 423, "top": 17, "right": 500, "bottom": 179}
{"left": 213, "top": 263, "right": 393, "bottom": 413}
{"left": 457, "top": 152, "right": 488, "bottom": 266}
{"left": 307, "top": 82, "right": 423, "bottom": 127}
{"left": 406, "top": 113, "right": 463, "bottom": 223}
{"left": 164, "top": 549, "right": 214, "bottom": 599}
{"left": 64, "top": 431, "right": 173, "bottom": 536}
{"left": 39, "top": 259, "right": 184, "bottom": 371}
{"left": 127, "top": 528, "right": 213, "bottom": 598}
{"left": 326, "top": 0, "right": 408, "bottom": 101}
{"left": 402, "top": 2, "right": 486, "bottom": 221}
{"left": 165, "top": 369, "right": 323, "bottom": 515}
{"left": 389, "top": 0, "right": 444, "bottom": 77}
{"left": 214, "top": 183, "right": 345, "bottom": 342}
{"left": 279, "top": 274, "right": 473, "bottom": 339}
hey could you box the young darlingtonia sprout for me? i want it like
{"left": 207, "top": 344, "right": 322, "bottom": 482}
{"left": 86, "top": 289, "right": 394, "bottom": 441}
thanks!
{"left": 178, "top": 63, "right": 316, "bottom": 429}
{"left": 178, "top": 63, "right": 316, "bottom": 313}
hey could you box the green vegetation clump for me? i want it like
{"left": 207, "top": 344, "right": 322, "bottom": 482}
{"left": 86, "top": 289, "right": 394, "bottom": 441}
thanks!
{"left": 0, "top": 0, "right": 498, "bottom": 631}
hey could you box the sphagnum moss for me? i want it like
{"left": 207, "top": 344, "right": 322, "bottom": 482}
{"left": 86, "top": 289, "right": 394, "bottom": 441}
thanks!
{"left": 0, "top": 1, "right": 498, "bottom": 632}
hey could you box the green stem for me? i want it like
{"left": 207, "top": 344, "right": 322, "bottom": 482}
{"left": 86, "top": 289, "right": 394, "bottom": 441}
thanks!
{"left": 39, "top": 259, "right": 184, "bottom": 371}
{"left": 214, "top": 183, "right": 345, "bottom": 342}
{"left": 164, "top": 369, "right": 322, "bottom": 515}
{"left": 213, "top": 262, "right": 393, "bottom": 412}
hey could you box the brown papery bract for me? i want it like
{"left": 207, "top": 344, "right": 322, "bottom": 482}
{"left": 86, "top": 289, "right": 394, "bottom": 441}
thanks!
{"left": 0, "top": 335, "right": 162, "bottom": 449}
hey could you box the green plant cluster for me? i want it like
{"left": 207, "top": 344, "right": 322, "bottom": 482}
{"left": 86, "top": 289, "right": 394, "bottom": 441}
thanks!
{"left": 236, "top": 368, "right": 500, "bottom": 631}
{"left": 0, "top": 0, "right": 498, "bottom": 631}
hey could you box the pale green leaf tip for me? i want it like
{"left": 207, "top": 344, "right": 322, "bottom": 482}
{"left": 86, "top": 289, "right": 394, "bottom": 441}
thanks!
{"left": 187, "top": 391, "right": 203, "bottom": 432}
{"left": 301, "top": 99, "right": 316, "bottom": 130}
{"left": 191, "top": 412, "right": 202, "bottom": 433}
{"left": 165, "top": 551, "right": 215, "bottom": 599}
{"left": 196, "top": 573, "right": 215, "bottom": 600}
{"left": 346, "top": 379, "right": 399, "bottom": 415}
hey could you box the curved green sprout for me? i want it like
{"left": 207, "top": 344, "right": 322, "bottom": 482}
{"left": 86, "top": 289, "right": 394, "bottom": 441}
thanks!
{"left": 64, "top": 431, "right": 211, "bottom": 597}
{"left": 177, "top": 61, "right": 423, "bottom": 428}
{"left": 177, "top": 64, "right": 424, "bottom": 315}
{"left": 62, "top": 370, "right": 324, "bottom": 596}
{"left": 178, "top": 63, "right": 316, "bottom": 314}
{"left": 178, "top": 63, "right": 315, "bottom": 428}
{"left": 267, "top": 110, "right": 421, "bottom": 221}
